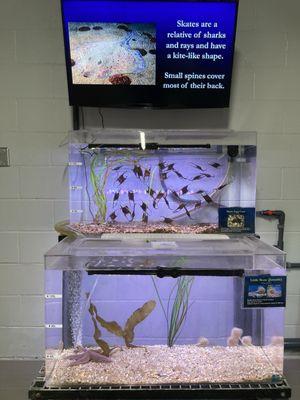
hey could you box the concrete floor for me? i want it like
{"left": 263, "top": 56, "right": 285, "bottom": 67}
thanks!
{"left": 0, "top": 353, "right": 299, "bottom": 399}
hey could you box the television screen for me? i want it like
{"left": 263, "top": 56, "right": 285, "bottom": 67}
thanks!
{"left": 61, "top": 0, "right": 239, "bottom": 108}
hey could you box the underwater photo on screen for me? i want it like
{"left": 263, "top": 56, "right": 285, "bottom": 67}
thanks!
{"left": 68, "top": 22, "right": 156, "bottom": 85}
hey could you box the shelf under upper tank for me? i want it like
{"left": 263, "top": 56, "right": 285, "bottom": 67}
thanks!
{"left": 45, "top": 235, "right": 286, "bottom": 275}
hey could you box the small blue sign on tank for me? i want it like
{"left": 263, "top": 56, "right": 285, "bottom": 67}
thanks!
{"left": 219, "top": 207, "right": 255, "bottom": 233}
{"left": 244, "top": 276, "right": 286, "bottom": 308}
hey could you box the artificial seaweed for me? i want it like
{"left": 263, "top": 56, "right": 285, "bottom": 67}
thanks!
{"left": 88, "top": 300, "right": 156, "bottom": 349}
{"left": 88, "top": 303, "right": 111, "bottom": 357}
{"left": 95, "top": 314, "right": 123, "bottom": 337}
{"left": 123, "top": 300, "right": 156, "bottom": 346}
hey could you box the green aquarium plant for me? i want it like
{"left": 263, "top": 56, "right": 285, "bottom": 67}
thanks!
{"left": 89, "top": 153, "right": 109, "bottom": 223}
{"left": 151, "top": 257, "right": 194, "bottom": 347}
{"left": 84, "top": 149, "right": 144, "bottom": 224}
{"left": 167, "top": 276, "right": 194, "bottom": 347}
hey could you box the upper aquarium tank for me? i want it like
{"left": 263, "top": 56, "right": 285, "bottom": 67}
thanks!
{"left": 68, "top": 129, "right": 257, "bottom": 236}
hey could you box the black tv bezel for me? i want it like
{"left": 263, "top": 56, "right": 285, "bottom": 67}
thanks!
{"left": 61, "top": 0, "right": 239, "bottom": 109}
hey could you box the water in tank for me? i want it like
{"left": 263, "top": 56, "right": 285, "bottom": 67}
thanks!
{"left": 44, "top": 236, "right": 286, "bottom": 387}
{"left": 66, "top": 129, "right": 257, "bottom": 236}
{"left": 44, "top": 129, "right": 285, "bottom": 388}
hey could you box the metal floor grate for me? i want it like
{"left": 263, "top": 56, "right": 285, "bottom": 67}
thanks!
{"left": 29, "top": 366, "right": 292, "bottom": 399}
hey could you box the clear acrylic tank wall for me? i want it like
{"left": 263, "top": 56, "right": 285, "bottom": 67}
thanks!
{"left": 44, "top": 129, "right": 286, "bottom": 389}
{"left": 45, "top": 236, "right": 286, "bottom": 388}
{"left": 68, "top": 129, "right": 257, "bottom": 235}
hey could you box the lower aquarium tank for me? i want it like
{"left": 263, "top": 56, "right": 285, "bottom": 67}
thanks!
{"left": 44, "top": 235, "right": 286, "bottom": 388}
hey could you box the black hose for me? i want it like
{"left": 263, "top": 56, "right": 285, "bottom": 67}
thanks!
{"left": 256, "top": 210, "right": 285, "bottom": 251}
{"left": 287, "top": 263, "right": 300, "bottom": 269}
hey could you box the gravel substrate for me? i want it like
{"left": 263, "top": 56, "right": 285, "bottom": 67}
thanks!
{"left": 46, "top": 345, "right": 283, "bottom": 387}
{"left": 70, "top": 222, "right": 218, "bottom": 235}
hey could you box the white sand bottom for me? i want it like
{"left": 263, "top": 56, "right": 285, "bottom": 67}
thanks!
{"left": 46, "top": 344, "right": 283, "bottom": 388}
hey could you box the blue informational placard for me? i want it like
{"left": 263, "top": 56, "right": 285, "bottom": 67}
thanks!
{"left": 219, "top": 207, "right": 255, "bottom": 233}
{"left": 244, "top": 276, "right": 286, "bottom": 308}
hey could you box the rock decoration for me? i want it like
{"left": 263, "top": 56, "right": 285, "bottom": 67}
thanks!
{"left": 227, "top": 327, "right": 243, "bottom": 346}
{"left": 241, "top": 336, "right": 253, "bottom": 346}
{"left": 197, "top": 337, "right": 209, "bottom": 347}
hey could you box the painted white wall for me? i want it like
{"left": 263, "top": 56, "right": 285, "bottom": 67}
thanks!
{"left": 0, "top": 0, "right": 299, "bottom": 357}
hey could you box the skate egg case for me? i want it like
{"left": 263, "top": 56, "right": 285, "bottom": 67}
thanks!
{"left": 44, "top": 130, "right": 286, "bottom": 389}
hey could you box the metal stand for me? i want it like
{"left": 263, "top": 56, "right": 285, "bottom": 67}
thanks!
{"left": 29, "top": 365, "right": 291, "bottom": 400}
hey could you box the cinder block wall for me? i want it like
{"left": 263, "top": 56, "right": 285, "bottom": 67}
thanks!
{"left": 0, "top": 0, "right": 299, "bottom": 357}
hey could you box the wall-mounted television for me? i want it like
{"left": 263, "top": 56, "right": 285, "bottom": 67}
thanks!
{"left": 61, "top": 0, "right": 239, "bottom": 108}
